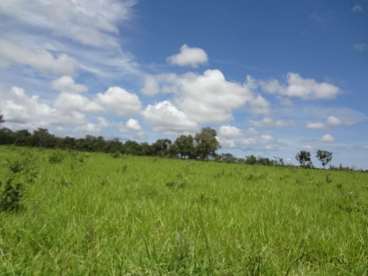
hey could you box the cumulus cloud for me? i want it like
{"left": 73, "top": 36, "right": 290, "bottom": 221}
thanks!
{"left": 125, "top": 118, "right": 142, "bottom": 131}
{"left": 0, "top": 86, "right": 92, "bottom": 130}
{"left": 0, "top": 86, "right": 56, "bottom": 128}
{"left": 79, "top": 117, "right": 110, "bottom": 135}
{"left": 218, "top": 126, "right": 242, "bottom": 139}
{"left": 96, "top": 87, "right": 142, "bottom": 116}
{"left": 248, "top": 73, "right": 340, "bottom": 100}
{"left": 54, "top": 92, "right": 103, "bottom": 113}
{"left": 145, "top": 70, "right": 270, "bottom": 125}
{"left": 52, "top": 76, "right": 88, "bottom": 93}
{"left": 326, "top": 115, "right": 341, "bottom": 127}
{"left": 217, "top": 125, "right": 282, "bottom": 150}
{"left": 143, "top": 101, "right": 198, "bottom": 133}
{"left": 321, "top": 134, "right": 335, "bottom": 143}
{"left": 167, "top": 44, "right": 208, "bottom": 67}
{"left": 306, "top": 115, "right": 359, "bottom": 129}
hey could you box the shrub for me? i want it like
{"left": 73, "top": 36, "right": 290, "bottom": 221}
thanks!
{"left": 0, "top": 177, "right": 23, "bottom": 212}
{"left": 48, "top": 151, "right": 65, "bottom": 164}
{"left": 7, "top": 159, "right": 25, "bottom": 174}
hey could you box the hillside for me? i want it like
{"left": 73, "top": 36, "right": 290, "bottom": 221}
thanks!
{"left": 0, "top": 146, "right": 367, "bottom": 275}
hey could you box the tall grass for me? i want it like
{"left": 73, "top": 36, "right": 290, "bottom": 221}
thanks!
{"left": 0, "top": 146, "right": 367, "bottom": 275}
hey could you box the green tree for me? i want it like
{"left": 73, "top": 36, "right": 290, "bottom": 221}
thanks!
{"left": 316, "top": 150, "right": 333, "bottom": 168}
{"left": 296, "top": 150, "right": 312, "bottom": 168}
{"left": 151, "top": 139, "right": 172, "bottom": 156}
{"left": 173, "top": 135, "right": 195, "bottom": 159}
{"left": 194, "top": 128, "right": 220, "bottom": 160}
{"left": 31, "top": 128, "right": 57, "bottom": 148}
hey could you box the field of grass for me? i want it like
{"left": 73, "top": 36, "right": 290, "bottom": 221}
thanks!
{"left": 0, "top": 146, "right": 367, "bottom": 275}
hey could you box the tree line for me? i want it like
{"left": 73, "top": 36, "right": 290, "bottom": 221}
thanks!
{"left": 0, "top": 114, "right": 357, "bottom": 170}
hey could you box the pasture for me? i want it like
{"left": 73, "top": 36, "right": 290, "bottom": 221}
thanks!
{"left": 0, "top": 146, "right": 367, "bottom": 275}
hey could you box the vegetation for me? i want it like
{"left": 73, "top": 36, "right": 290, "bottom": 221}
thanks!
{"left": 0, "top": 146, "right": 367, "bottom": 274}
{"left": 316, "top": 150, "right": 333, "bottom": 168}
{"left": 0, "top": 125, "right": 222, "bottom": 161}
{"left": 0, "top": 123, "right": 342, "bottom": 169}
{"left": 296, "top": 150, "right": 313, "bottom": 168}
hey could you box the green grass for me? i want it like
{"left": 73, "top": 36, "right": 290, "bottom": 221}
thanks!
{"left": 0, "top": 146, "right": 368, "bottom": 275}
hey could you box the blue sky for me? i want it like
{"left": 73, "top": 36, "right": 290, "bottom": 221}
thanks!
{"left": 0, "top": 0, "right": 367, "bottom": 168}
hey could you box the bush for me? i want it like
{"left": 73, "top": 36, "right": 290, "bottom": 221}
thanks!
{"left": 7, "top": 159, "right": 25, "bottom": 174}
{"left": 0, "top": 177, "right": 23, "bottom": 212}
{"left": 48, "top": 151, "right": 65, "bottom": 164}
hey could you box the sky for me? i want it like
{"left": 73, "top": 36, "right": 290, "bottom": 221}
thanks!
{"left": 0, "top": 0, "right": 367, "bottom": 168}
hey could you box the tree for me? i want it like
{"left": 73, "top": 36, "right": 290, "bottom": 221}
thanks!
{"left": 296, "top": 150, "right": 312, "bottom": 168}
{"left": 151, "top": 139, "right": 172, "bottom": 156}
{"left": 14, "top": 129, "right": 31, "bottom": 146}
{"left": 173, "top": 135, "right": 195, "bottom": 159}
{"left": 123, "top": 140, "right": 143, "bottom": 155}
{"left": 0, "top": 114, "right": 4, "bottom": 124}
{"left": 31, "top": 128, "right": 57, "bottom": 148}
{"left": 316, "top": 150, "right": 333, "bottom": 168}
{"left": 245, "top": 155, "right": 257, "bottom": 165}
{"left": 194, "top": 128, "right": 220, "bottom": 160}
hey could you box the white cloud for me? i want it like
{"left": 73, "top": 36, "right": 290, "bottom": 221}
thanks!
{"left": 218, "top": 126, "right": 241, "bottom": 139}
{"left": 0, "top": 0, "right": 139, "bottom": 79}
{"left": 52, "top": 76, "right": 88, "bottom": 93}
{"left": 0, "top": 86, "right": 91, "bottom": 130}
{"left": 0, "top": 86, "right": 55, "bottom": 128}
{"left": 306, "top": 122, "right": 325, "bottom": 129}
{"left": 321, "top": 134, "right": 335, "bottom": 143}
{"left": 96, "top": 87, "right": 142, "bottom": 116}
{"left": 0, "top": 0, "right": 136, "bottom": 48}
{"left": 306, "top": 115, "right": 356, "bottom": 129}
{"left": 142, "top": 75, "right": 160, "bottom": 96}
{"left": 326, "top": 115, "right": 341, "bottom": 127}
{"left": 0, "top": 39, "right": 77, "bottom": 75}
{"left": 79, "top": 117, "right": 110, "bottom": 135}
{"left": 217, "top": 125, "right": 281, "bottom": 150}
{"left": 55, "top": 93, "right": 103, "bottom": 113}
{"left": 143, "top": 101, "right": 198, "bottom": 133}
{"left": 251, "top": 117, "right": 292, "bottom": 128}
{"left": 250, "top": 73, "right": 340, "bottom": 100}
{"left": 147, "top": 70, "right": 270, "bottom": 124}
{"left": 167, "top": 44, "right": 208, "bottom": 67}
{"left": 125, "top": 118, "right": 142, "bottom": 131}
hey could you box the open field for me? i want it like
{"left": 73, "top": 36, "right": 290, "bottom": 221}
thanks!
{"left": 0, "top": 146, "right": 368, "bottom": 275}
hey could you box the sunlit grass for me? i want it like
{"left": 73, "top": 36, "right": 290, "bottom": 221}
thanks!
{"left": 0, "top": 146, "right": 367, "bottom": 275}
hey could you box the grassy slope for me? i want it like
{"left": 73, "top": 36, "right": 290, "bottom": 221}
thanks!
{"left": 0, "top": 146, "right": 367, "bottom": 275}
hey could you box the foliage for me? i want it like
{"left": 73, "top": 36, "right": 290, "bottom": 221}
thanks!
{"left": 0, "top": 126, "right": 222, "bottom": 161}
{"left": 173, "top": 135, "right": 195, "bottom": 159}
{"left": 0, "top": 177, "right": 23, "bottom": 212}
{"left": 316, "top": 150, "right": 333, "bottom": 168}
{"left": 194, "top": 128, "right": 220, "bottom": 160}
{"left": 296, "top": 150, "right": 313, "bottom": 168}
{"left": 48, "top": 151, "right": 65, "bottom": 164}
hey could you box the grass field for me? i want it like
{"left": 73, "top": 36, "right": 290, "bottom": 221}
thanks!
{"left": 0, "top": 146, "right": 367, "bottom": 275}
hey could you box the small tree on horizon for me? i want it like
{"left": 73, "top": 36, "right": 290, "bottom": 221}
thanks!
{"left": 194, "top": 128, "right": 220, "bottom": 160}
{"left": 0, "top": 114, "right": 4, "bottom": 124}
{"left": 316, "top": 150, "right": 333, "bottom": 168}
{"left": 296, "top": 150, "right": 312, "bottom": 168}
